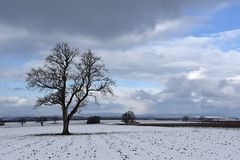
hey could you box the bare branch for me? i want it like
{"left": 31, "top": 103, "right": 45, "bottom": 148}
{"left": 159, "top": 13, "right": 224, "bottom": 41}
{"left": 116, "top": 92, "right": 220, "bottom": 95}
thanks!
{"left": 36, "top": 92, "right": 62, "bottom": 106}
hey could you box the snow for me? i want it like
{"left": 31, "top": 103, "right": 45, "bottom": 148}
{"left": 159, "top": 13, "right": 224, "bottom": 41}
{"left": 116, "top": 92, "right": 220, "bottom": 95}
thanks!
{"left": 1, "top": 122, "right": 240, "bottom": 160}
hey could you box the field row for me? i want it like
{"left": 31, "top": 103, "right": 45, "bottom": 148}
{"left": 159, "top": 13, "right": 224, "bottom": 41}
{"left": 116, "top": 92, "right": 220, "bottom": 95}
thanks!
{"left": 0, "top": 125, "right": 240, "bottom": 160}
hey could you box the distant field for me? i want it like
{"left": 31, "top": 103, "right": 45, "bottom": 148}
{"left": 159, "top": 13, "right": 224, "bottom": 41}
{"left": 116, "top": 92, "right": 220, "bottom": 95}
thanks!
{"left": 1, "top": 122, "right": 240, "bottom": 160}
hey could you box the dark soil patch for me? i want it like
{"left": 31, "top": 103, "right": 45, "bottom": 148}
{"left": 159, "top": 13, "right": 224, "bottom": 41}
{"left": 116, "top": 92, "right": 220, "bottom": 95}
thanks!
{"left": 29, "top": 131, "right": 136, "bottom": 137}
{"left": 137, "top": 121, "right": 240, "bottom": 128}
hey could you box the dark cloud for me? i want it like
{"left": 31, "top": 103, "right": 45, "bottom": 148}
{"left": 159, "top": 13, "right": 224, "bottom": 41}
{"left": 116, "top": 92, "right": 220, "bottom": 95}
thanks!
{"left": 0, "top": 0, "right": 231, "bottom": 59}
{"left": 0, "top": 0, "right": 228, "bottom": 39}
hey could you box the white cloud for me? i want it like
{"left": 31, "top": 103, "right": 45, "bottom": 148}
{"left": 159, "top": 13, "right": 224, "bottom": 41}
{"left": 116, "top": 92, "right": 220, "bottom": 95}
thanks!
{"left": 93, "top": 29, "right": 240, "bottom": 116}
{"left": 96, "top": 29, "right": 240, "bottom": 84}
{"left": 187, "top": 68, "right": 207, "bottom": 80}
{"left": 211, "top": 29, "right": 240, "bottom": 40}
{"left": 2, "top": 26, "right": 240, "bottom": 116}
{"left": 0, "top": 24, "right": 30, "bottom": 43}
{"left": 0, "top": 96, "right": 34, "bottom": 107}
{"left": 113, "top": 17, "right": 199, "bottom": 45}
{"left": 226, "top": 75, "right": 240, "bottom": 83}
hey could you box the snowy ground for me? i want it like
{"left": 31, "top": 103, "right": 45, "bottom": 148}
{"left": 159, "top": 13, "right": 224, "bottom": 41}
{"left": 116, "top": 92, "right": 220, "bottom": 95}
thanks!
{"left": 0, "top": 122, "right": 240, "bottom": 160}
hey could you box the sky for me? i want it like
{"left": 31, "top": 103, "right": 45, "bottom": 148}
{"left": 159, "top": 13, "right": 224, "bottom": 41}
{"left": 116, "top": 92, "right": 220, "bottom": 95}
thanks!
{"left": 1, "top": 0, "right": 240, "bottom": 117}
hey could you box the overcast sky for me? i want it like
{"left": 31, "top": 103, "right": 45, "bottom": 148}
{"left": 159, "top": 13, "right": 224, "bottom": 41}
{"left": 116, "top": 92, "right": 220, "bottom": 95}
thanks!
{"left": 1, "top": 0, "right": 240, "bottom": 117}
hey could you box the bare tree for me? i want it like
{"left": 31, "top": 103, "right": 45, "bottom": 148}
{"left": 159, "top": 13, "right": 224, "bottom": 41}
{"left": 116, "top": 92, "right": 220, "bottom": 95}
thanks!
{"left": 19, "top": 118, "right": 26, "bottom": 127}
{"left": 199, "top": 115, "right": 206, "bottom": 123}
{"left": 122, "top": 111, "right": 135, "bottom": 124}
{"left": 182, "top": 115, "right": 189, "bottom": 122}
{"left": 26, "top": 43, "right": 114, "bottom": 135}
{"left": 0, "top": 119, "right": 4, "bottom": 126}
{"left": 52, "top": 116, "right": 58, "bottom": 124}
{"left": 35, "top": 117, "right": 47, "bottom": 126}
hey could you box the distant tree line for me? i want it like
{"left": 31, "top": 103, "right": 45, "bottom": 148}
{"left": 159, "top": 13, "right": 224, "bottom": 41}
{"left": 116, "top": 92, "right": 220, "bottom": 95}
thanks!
{"left": 0, "top": 118, "right": 4, "bottom": 126}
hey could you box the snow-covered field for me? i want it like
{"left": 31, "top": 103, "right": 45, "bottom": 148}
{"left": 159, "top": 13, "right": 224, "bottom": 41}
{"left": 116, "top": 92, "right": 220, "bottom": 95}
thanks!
{"left": 0, "top": 122, "right": 240, "bottom": 160}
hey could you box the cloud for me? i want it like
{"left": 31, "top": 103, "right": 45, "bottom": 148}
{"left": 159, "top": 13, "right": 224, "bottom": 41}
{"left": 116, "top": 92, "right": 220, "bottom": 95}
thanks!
{"left": 115, "top": 72, "right": 240, "bottom": 116}
{"left": 1, "top": 28, "right": 240, "bottom": 116}
{"left": 91, "top": 29, "right": 240, "bottom": 116}
{"left": 112, "top": 17, "right": 199, "bottom": 45}
{"left": 0, "top": 0, "right": 228, "bottom": 39}
{"left": 95, "top": 29, "right": 240, "bottom": 83}
{"left": 0, "top": 1, "right": 240, "bottom": 117}
{"left": 187, "top": 68, "right": 207, "bottom": 80}
{"left": 0, "top": 0, "right": 232, "bottom": 60}
{"left": 0, "top": 24, "right": 30, "bottom": 43}
{"left": 0, "top": 96, "right": 63, "bottom": 117}
{"left": 0, "top": 96, "right": 32, "bottom": 107}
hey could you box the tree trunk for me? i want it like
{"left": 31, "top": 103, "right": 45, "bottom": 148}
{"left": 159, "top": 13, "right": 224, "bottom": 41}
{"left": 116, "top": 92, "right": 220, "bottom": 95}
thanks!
{"left": 62, "top": 108, "right": 70, "bottom": 135}
{"left": 62, "top": 118, "right": 70, "bottom": 135}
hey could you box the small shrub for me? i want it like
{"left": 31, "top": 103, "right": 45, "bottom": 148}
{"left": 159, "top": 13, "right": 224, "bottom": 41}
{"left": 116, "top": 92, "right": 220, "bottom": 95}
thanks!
{"left": 87, "top": 116, "right": 101, "bottom": 124}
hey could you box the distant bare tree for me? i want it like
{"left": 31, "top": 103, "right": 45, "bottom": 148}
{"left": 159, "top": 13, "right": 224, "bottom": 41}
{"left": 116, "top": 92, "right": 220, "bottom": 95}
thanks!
{"left": 199, "top": 115, "right": 206, "bottom": 122}
{"left": 19, "top": 118, "right": 26, "bottom": 127}
{"left": 182, "top": 115, "right": 189, "bottom": 122}
{"left": 26, "top": 43, "right": 114, "bottom": 135}
{"left": 35, "top": 117, "right": 47, "bottom": 126}
{"left": 0, "top": 119, "right": 4, "bottom": 126}
{"left": 52, "top": 116, "right": 58, "bottom": 124}
{"left": 122, "top": 111, "right": 135, "bottom": 124}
